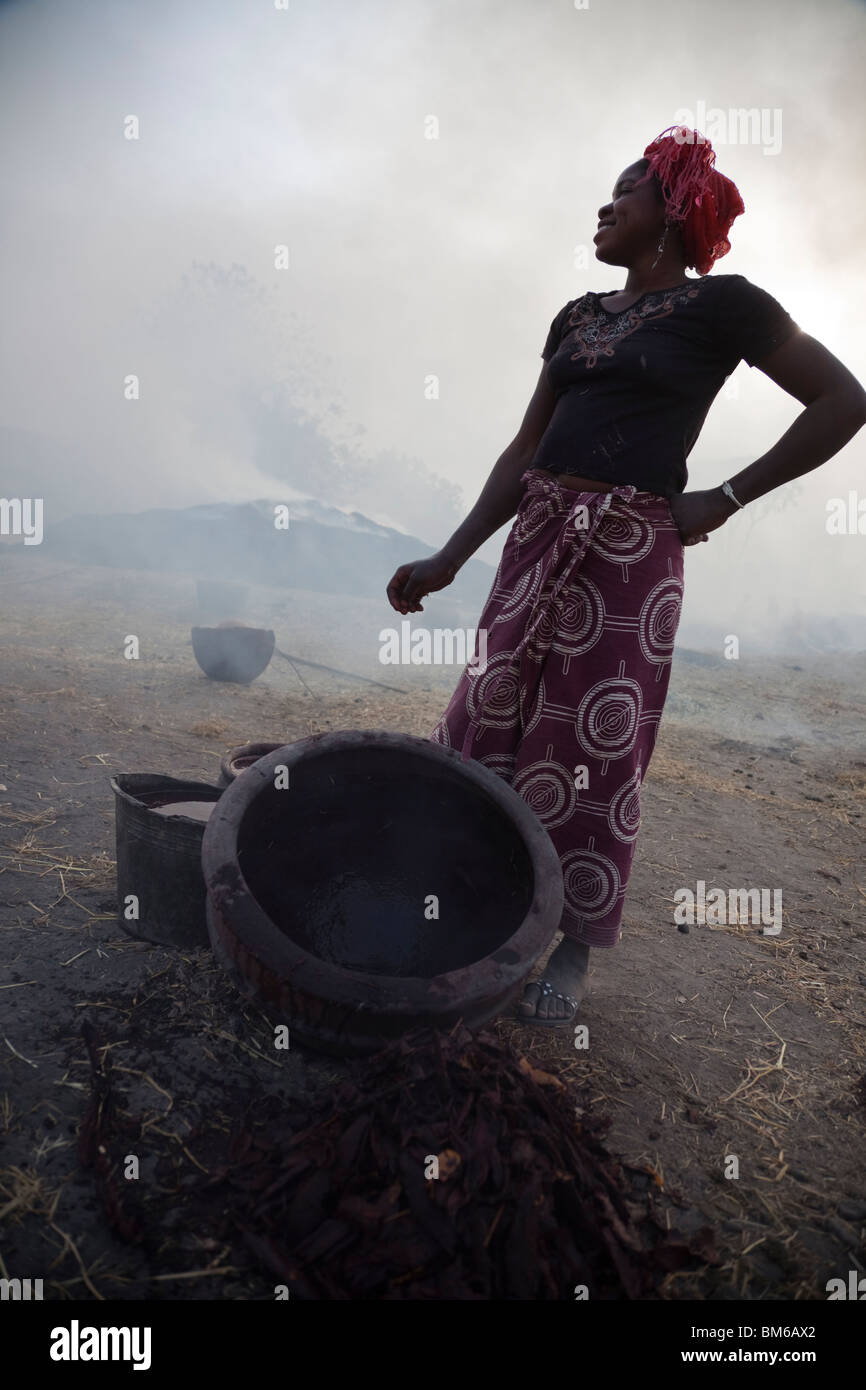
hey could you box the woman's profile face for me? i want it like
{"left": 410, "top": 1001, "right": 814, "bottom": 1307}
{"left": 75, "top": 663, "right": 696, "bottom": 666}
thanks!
{"left": 593, "top": 158, "right": 667, "bottom": 267}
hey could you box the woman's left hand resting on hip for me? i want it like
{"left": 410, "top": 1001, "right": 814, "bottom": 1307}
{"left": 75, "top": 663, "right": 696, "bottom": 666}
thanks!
{"left": 669, "top": 487, "right": 737, "bottom": 545}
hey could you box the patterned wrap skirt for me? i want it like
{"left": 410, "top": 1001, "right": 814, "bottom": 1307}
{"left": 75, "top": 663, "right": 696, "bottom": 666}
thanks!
{"left": 429, "top": 467, "right": 684, "bottom": 950}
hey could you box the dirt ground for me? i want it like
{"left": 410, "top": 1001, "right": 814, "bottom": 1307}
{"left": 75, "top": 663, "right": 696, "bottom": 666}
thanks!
{"left": 1, "top": 551, "right": 865, "bottom": 1300}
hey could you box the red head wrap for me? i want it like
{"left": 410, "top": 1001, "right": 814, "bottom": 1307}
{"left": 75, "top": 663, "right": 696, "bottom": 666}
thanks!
{"left": 640, "top": 125, "right": 745, "bottom": 275}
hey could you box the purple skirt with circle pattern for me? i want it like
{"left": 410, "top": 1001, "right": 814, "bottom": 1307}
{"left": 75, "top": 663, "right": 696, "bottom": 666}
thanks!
{"left": 429, "top": 467, "right": 684, "bottom": 949}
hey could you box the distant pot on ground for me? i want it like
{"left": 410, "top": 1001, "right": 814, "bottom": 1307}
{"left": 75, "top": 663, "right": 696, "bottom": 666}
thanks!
{"left": 191, "top": 624, "right": 275, "bottom": 684}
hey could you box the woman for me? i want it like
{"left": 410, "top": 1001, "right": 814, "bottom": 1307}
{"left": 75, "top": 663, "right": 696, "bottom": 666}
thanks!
{"left": 385, "top": 125, "right": 866, "bottom": 1027}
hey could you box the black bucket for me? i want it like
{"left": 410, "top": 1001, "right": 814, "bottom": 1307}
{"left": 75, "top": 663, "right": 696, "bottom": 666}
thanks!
{"left": 110, "top": 774, "right": 223, "bottom": 947}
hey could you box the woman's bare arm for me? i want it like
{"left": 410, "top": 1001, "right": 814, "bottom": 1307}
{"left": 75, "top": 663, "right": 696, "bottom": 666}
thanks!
{"left": 671, "top": 332, "right": 866, "bottom": 543}
{"left": 386, "top": 363, "right": 557, "bottom": 613}
{"left": 439, "top": 363, "right": 557, "bottom": 572}
{"left": 726, "top": 333, "right": 866, "bottom": 504}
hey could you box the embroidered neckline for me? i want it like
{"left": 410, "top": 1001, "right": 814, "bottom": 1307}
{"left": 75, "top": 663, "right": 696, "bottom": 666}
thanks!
{"left": 592, "top": 277, "right": 704, "bottom": 315}
{"left": 559, "top": 279, "right": 708, "bottom": 369}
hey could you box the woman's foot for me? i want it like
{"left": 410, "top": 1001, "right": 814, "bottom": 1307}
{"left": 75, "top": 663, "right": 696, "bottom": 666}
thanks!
{"left": 518, "top": 939, "right": 590, "bottom": 1024}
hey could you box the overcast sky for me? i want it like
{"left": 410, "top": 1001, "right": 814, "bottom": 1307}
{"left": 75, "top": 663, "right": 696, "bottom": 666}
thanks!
{"left": 1, "top": 0, "right": 865, "bottom": 649}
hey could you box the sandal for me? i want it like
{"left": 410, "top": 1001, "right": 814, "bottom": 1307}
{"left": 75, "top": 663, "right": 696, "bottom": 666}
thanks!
{"left": 517, "top": 978, "right": 581, "bottom": 1028}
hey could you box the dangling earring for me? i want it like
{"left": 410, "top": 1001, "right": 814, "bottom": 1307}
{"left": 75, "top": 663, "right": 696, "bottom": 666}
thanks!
{"left": 651, "top": 222, "right": 669, "bottom": 270}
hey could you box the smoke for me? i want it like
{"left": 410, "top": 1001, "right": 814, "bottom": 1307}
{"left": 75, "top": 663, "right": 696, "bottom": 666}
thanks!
{"left": 1, "top": 0, "right": 864, "bottom": 648}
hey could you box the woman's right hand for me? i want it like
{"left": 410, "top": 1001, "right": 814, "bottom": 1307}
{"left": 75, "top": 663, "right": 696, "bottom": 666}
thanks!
{"left": 386, "top": 552, "right": 458, "bottom": 614}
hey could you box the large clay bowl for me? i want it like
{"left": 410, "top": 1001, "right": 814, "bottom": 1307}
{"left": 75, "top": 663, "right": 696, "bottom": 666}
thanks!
{"left": 191, "top": 625, "right": 275, "bottom": 684}
{"left": 201, "top": 730, "right": 564, "bottom": 1055}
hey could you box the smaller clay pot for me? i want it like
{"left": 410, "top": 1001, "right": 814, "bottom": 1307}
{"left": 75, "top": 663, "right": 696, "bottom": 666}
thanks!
{"left": 217, "top": 741, "right": 284, "bottom": 787}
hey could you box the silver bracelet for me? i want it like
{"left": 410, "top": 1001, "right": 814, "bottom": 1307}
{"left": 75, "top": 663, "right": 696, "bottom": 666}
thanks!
{"left": 721, "top": 480, "right": 745, "bottom": 510}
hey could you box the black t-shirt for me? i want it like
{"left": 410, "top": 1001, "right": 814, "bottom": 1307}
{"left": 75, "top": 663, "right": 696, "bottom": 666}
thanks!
{"left": 532, "top": 273, "right": 799, "bottom": 497}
